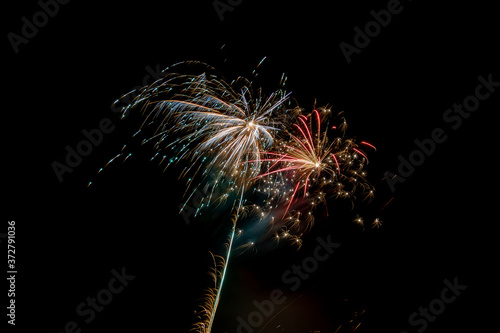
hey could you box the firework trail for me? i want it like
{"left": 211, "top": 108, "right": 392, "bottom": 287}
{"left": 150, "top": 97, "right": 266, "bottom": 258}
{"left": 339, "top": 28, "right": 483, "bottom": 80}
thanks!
{"left": 100, "top": 61, "right": 377, "bottom": 332}
{"left": 102, "top": 61, "right": 294, "bottom": 332}
{"left": 191, "top": 211, "right": 238, "bottom": 333}
{"left": 187, "top": 107, "right": 376, "bottom": 332}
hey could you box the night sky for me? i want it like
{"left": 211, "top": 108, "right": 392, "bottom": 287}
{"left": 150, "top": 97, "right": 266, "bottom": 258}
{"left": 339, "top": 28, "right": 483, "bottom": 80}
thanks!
{"left": 4, "top": 1, "right": 498, "bottom": 332}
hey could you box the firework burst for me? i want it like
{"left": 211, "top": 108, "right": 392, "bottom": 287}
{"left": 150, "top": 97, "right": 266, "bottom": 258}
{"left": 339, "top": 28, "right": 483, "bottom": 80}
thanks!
{"left": 244, "top": 107, "right": 376, "bottom": 243}
{"left": 100, "top": 61, "right": 378, "bottom": 333}
{"left": 110, "top": 61, "right": 291, "bottom": 212}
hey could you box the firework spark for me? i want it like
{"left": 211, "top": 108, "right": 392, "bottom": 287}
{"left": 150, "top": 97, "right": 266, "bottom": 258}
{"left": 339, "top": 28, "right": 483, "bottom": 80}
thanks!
{"left": 248, "top": 107, "right": 376, "bottom": 240}
{"left": 101, "top": 61, "right": 378, "bottom": 333}
{"left": 110, "top": 61, "right": 291, "bottom": 213}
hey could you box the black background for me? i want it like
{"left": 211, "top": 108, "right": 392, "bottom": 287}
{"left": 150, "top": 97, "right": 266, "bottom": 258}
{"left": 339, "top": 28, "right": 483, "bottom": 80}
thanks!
{"left": 4, "top": 0, "right": 498, "bottom": 332}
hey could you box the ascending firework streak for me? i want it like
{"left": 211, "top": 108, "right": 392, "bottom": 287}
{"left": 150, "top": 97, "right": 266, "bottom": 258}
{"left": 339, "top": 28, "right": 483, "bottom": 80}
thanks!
{"left": 104, "top": 61, "right": 377, "bottom": 333}
{"left": 109, "top": 61, "right": 292, "bottom": 332}
{"left": 191, "top": 213, "right": 238, "bottom": 333}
